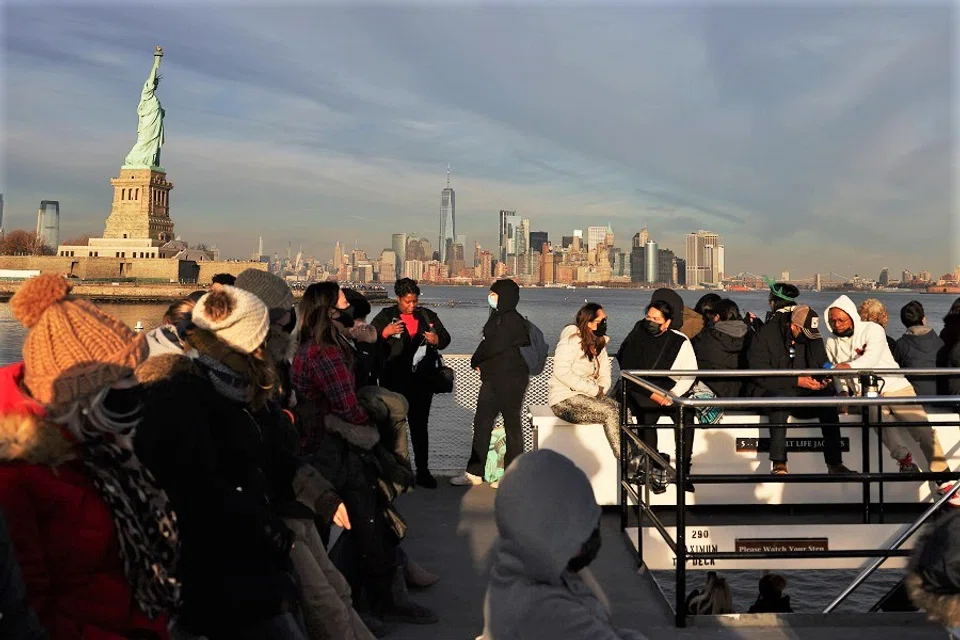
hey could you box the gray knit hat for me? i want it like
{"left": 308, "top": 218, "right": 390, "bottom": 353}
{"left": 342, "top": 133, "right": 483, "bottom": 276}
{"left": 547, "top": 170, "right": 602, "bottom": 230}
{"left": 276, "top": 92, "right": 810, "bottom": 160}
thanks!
{"left": 235, "top": 269, "right": 294, "bottom": 318}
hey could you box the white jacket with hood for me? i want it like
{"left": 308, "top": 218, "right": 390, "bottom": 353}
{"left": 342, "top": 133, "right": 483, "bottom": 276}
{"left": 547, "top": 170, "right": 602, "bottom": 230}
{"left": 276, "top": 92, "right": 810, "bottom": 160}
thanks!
{"left": 824, "top": 295, "right": 911, "bottom": 395}
{"left": 548, "top": 325, "right": 613, "bottom": 407}
{"left": 482, "top": 449, "right": 648, "bottom": 640}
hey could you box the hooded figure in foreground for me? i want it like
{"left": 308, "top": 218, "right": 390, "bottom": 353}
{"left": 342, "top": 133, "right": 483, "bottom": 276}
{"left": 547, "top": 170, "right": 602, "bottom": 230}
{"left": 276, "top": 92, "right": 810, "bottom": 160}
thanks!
{"left": 482, "top": 449, "right": 648, "bottom": 639}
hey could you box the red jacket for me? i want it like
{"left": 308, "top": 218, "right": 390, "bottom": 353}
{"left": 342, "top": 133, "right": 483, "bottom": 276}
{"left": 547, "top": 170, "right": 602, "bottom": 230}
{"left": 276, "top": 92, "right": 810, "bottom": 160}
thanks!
{"left": 0, "top": 362, "right": 170, "bottom": 639}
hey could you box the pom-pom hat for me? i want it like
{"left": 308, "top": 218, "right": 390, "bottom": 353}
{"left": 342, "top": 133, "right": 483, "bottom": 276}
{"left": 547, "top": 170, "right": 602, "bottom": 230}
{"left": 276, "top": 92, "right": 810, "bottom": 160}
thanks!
{"left": 10, "top": 274, "right": 148, "bottom": 406}
{"left": 190, "top": 285, "right": 269, "bottom": 355}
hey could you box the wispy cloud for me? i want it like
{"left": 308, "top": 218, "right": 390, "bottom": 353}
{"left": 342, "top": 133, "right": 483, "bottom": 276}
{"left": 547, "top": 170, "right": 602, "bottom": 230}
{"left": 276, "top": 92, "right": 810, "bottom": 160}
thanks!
{"left": 2, "top": 2, "right": 955, "bottom": 275}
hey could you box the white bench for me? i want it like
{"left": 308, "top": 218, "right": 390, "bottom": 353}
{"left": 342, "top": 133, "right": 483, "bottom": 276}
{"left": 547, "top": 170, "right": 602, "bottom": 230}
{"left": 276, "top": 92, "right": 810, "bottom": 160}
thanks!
{"left": 529, "top": 404, "right": 621, "bottom": 506}
{"left": 530, "top": 403, "right": 960, "bottom": 506}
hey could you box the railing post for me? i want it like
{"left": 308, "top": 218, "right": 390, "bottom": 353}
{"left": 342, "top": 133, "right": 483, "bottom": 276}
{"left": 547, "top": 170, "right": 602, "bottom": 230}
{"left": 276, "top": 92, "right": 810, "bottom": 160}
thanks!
{"left": 860, "top": 373, "right": 872, "bottom": 524}
{"left": 675, "top": 404, "right": 687, "bottom": 628}
{"left": 619, "top": 377, "right": 628, "bottom": 533}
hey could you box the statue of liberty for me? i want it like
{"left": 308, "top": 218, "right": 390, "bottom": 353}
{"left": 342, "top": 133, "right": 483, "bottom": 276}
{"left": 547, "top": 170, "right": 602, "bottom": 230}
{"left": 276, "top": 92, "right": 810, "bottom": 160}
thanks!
{"left": 123, "top": 46, "right": 165, "bottom": 169}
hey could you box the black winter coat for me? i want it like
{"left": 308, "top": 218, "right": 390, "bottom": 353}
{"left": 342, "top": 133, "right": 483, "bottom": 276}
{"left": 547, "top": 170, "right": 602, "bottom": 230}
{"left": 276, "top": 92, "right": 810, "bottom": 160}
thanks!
{"left": 893, "top": 328, "right": 944, "bottom": 397}
{"left": 371, "top": 306, "right": 451, "bottom": 391}
{"left": 471, "top": 280, "right": 529, "bottom": 381}
{"left": 692, "top": 321, "right": 751, "bottom": 397}
{"left": 746, "top": 310, "right": 831, "bottom": 397}
{"left": 135, "top": 357, "right": 299, "bottom": 633}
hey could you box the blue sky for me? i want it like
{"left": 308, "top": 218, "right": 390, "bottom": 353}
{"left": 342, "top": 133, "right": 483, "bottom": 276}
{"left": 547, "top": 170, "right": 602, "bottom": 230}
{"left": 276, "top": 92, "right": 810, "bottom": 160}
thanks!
{"left": 2, "top": 2, "right": 957, "bottom": 278}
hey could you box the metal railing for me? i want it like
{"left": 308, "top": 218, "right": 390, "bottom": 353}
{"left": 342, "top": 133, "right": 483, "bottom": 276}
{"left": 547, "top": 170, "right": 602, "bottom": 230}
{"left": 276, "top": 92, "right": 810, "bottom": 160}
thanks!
{"left": 616, "top": 367, "right": 960, "bottom": 627}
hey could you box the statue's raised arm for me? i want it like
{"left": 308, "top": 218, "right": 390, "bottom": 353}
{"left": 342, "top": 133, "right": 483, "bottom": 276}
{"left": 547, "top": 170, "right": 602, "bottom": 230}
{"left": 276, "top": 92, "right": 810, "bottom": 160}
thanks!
{"left": 123, "top": 46, "right": 166, "bottom": 169}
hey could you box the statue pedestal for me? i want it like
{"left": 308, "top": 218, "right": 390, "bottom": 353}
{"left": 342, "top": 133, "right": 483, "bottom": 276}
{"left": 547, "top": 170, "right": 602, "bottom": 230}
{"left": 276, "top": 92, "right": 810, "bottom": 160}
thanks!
{"left": 103, "top": 167, "right": 174, "bottom": 243}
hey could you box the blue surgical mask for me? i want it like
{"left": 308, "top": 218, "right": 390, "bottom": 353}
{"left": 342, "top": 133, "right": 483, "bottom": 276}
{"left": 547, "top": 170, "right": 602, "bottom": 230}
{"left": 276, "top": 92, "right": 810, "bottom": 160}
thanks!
{"left": 488, "top": 294, "right": 498, "bottom": 310}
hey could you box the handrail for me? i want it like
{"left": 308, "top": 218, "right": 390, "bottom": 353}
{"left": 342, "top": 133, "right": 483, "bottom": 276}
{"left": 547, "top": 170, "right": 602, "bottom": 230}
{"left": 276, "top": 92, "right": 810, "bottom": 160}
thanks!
{"left": 823, "top": 480, "right": 960, "bottom": 613}
{"left": 616, "top": 367, "right": 960, "bottom": 627}
{"left": 619, "top": 370, "right": 960, "bottom": 408}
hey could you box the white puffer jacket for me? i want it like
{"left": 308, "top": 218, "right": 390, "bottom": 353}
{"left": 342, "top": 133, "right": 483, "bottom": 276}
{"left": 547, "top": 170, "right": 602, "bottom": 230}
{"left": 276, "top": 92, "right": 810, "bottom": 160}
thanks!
{"left": 548, "top": 325, "right": 612, "bottom": 407}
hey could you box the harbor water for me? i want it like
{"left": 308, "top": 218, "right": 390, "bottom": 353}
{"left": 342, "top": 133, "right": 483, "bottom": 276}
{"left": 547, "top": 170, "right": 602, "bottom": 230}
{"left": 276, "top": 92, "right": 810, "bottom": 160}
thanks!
{"left": 1, "top": 285, "right": 956, "bottom": 614}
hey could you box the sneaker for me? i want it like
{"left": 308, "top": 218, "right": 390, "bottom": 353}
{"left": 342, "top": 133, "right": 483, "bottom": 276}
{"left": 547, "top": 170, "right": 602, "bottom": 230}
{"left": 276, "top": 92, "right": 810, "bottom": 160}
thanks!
{"left": 489, "top": 480, "right": 500, "bottom": 489}
{"left": 899, "top": 454, "right": 921, "bottom": 474}
{"left": 449, "top": 472, "right": 483, "bottom": 486}
{"left": 771, "top": 462, "right": 788, "bottom": 475}
{"left": 828, "top": 463, "right": 857, "bottom": 474}
{"left": 937, "top": 482, "right": 960, "bottom": 507}
{"left": 382, "top": 601, "right": 439, "bottom": 625}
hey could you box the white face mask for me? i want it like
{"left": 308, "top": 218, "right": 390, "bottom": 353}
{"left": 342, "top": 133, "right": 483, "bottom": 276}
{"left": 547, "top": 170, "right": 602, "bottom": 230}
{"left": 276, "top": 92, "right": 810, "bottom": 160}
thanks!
{"left": 488, "top": 294, "right": 498, "bottom": 310}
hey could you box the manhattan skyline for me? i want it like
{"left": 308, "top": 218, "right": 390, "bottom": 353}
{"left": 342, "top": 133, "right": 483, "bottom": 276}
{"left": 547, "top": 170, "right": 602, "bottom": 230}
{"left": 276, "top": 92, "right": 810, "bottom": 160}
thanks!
{"left": 2, "top": 4, "right": 955, "bottom": 275}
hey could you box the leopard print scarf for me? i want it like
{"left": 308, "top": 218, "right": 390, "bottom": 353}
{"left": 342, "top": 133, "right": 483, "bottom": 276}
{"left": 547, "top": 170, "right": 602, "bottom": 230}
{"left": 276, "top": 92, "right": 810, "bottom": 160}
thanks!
{"left": 81, "top": 436, "right": 181, "bottom": 618}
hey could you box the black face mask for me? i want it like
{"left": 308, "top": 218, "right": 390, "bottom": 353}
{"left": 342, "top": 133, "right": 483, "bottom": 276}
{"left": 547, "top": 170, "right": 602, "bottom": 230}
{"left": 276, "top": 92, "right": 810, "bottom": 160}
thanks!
{"left": 642, "top": 319, "right": 664, "bottom": 336}
{"left": 835, "top": 327, "right": 854, "bottom": 338}
{"left": 567, "top": 526, "right": 602, "bottom": 573}
{"left": 594, "top": 318, "right": 608, "bottom": 338}
{"left": 336, "top": 304, "right": 355, "bottom": 328}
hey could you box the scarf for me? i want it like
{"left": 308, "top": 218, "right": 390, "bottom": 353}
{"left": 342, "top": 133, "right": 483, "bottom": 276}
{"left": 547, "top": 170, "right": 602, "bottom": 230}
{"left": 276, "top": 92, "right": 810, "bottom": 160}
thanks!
{"left": 194, "top": 353, "right": 249, "bottom": 403}
{"left": 81, "top": 434, "right": 181, "bottom": 618}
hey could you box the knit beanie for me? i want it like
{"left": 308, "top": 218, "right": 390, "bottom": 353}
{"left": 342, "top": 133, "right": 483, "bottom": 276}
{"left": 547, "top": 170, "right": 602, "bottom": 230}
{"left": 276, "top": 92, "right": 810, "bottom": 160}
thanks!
{"left": 234, "top": 269, "right": 294, "bottom": 319}
{"left": 191, "top": 285, "right": 269, "bottom": 354}
{"left": 10, "top": 274, "right": 148, "bottom": 406}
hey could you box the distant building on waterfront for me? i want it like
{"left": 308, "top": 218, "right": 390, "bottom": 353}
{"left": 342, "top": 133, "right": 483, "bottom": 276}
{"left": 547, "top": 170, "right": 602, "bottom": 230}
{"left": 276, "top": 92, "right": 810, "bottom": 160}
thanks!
{"left": 392, "top": 233, "right": 407, "bottom": 276}
{"left": 644, "top": 240, "right": 659, "bottom": 283}
{"left": 439, "top": 166, "right": 455, "bottom": 263}
{"left": 878, "top": 267, "right": 890, "bottom": 286}
{"left": 36, "top": 200, "right": 60, "bottom": 250}
{"left": 498, "top": 209, "right": 519, "bottom": 264}
{"left": 685, "top": 230, "right": 722, "bottom": 286}
{"left": 529, "top": 231, "right": 549, "bottom": 254}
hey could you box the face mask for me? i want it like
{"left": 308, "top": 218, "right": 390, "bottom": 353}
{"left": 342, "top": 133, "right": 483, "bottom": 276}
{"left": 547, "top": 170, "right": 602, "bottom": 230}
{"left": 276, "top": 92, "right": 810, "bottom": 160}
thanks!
{"left": 567, "top": 526, "right": 602, "bottom": 573}
{"left": 642, "top": 319, "right": 663, "bottom": 336}
{"left": 488, "top": 294, "right": 498, "bottom": 310}
{"left": 835, "top": 327, "right": 854, "bottom": 338}
{"left": 594, "top": 318, "right": 608, "bottom": 338}
{"left": 336, "top": 304, "right": 355, "bottom": 328}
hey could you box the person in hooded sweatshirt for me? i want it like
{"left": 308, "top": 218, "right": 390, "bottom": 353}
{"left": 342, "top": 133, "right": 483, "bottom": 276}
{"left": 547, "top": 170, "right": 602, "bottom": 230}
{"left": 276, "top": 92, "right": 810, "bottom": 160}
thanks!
{"left": 616, "top": 297, "right": 697, "bottom": 493}
{"left": 451, "top": 279, "right": 530, "bottom": 488}
{"left": 482, "top": 449, "right": 648, "bottom": 640}
{"left": 894, "top": 301, "right": 946, "bottom": 402}
{"left": 692, "top": 298, "right": 751, "bottom": 398}
{"left": 905, "top": 510, "right": 960, "bottom": 635}
{"left": 825, "top": 294, "right": 956, "bottom": 503}
{"left": 747, "top": 292, "right": 853, "bottom": 476}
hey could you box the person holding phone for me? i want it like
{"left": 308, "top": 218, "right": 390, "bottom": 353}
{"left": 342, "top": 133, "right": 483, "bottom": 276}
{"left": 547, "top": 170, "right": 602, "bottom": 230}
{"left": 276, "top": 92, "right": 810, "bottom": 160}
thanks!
{"left": 371, "top": 279, "right": 451, "bottom": 489}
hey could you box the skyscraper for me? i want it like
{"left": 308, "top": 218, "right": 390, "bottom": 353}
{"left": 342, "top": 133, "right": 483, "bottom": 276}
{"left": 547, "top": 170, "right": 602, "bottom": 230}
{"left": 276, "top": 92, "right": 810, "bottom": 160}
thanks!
{"left": 36, "top": 200, "right": 60, "bottom": 249}
{"left": 392, "top": 233, "right": 407, "bottom": 276}
{"left": 498, "top": 210, "right": 518, "bottom": 264}
{"left": 587, "top": 226, "right": 608, "bottom": 252}
{"left": 529, "top": 231, "right": 549, "bottom": 254}
{"left": 685, "top": 230, "right": 721, "bottom": 286}
{"left": 645, "top": 240, "right": 659, "bottom": 283}
{"left": 333, "top": 241, "right": 343, "bottom": 272}
{"left": 439, "top": 165, "right": 455, "bottom": 263}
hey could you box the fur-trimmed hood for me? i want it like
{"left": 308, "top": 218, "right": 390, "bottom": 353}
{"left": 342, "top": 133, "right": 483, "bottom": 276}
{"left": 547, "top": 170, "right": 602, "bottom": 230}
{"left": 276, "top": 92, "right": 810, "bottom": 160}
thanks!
{"left": 0, "top": 362, "right": 74, "bottom": 465}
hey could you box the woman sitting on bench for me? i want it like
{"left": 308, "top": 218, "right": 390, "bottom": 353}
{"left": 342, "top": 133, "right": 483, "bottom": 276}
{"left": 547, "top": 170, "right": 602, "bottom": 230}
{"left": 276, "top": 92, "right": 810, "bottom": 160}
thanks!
{"left": 548, "top": 303, "right": 621, "bottom": 458}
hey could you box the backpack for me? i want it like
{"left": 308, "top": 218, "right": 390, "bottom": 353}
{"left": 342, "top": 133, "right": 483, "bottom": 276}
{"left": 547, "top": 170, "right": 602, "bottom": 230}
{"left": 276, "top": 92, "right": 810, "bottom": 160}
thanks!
{"left": 519, "top": 318, "right": 549, "bottom": 376}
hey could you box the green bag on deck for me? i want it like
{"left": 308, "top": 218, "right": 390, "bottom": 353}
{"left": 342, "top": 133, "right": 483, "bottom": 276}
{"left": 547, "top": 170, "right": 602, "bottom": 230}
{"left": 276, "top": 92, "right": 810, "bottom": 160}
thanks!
{"left": 484, "top": 425, "right": 507, "bottom": 483}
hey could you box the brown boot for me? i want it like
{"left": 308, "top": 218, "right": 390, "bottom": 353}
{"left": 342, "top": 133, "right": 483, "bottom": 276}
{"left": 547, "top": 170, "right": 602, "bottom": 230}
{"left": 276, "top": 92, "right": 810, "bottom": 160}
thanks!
{"left": 405, "top": 560, "right": 440, "bottom": 589}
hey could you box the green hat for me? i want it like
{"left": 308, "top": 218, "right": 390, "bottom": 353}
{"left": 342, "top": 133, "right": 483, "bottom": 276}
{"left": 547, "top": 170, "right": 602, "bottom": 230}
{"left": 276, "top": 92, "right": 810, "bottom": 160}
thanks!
{"left": 765, "top": 276, "right": 799, "bottom": 302}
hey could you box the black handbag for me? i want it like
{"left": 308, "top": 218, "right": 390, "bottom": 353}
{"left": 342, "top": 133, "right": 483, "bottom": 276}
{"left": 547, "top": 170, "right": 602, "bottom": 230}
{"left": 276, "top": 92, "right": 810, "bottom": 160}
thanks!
{"left": 428, "top": 353, "right": 455, "bottom": 394}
